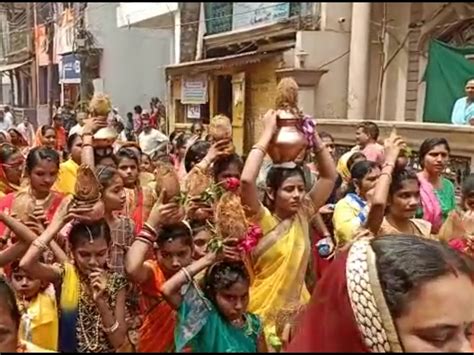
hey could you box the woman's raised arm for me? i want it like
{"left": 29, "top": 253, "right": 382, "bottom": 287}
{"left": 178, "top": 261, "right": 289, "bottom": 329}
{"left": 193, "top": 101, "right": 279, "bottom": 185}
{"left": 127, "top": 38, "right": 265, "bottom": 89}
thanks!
{"left": 240, "top": 110, "right": 277, "bottom": 216}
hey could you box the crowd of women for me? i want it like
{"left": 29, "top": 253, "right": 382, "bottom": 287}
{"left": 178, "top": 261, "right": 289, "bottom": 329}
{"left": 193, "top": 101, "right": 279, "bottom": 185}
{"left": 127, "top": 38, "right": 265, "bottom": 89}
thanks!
{"left": 0, "top": 98, "right": 473, "bottom": 354}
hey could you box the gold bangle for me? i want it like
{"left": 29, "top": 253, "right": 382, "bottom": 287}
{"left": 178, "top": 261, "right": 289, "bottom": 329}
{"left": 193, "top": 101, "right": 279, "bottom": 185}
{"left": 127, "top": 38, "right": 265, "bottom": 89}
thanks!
{"left": 252, "top": 144, "right": 266, "bottom": 154}
{"left": 143, "top": 222, "right": 158, "bottom": 236}
{"left": 103, "top": 320, "right": 119, "bottom": 334}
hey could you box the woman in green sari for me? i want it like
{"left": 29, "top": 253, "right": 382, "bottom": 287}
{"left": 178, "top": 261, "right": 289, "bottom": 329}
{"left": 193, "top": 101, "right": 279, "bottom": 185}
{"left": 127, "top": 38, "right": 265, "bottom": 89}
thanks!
{"left": 161, "top": 252, "right": 267, "bottom": 352}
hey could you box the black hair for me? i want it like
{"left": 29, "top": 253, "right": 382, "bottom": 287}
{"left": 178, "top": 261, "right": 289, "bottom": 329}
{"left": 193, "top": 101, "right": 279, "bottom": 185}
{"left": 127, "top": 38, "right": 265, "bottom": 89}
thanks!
{"left": 25, "top": 146, "right": 60, "bottom": 174}
{"left": 462, "top": 174, "right": 474, "bottom": 198}
{"left": 372, "top": 234, "right": 474, "bottom": 319}
{"left": 134, "top": 105, "right": 142, "bottom": 114}
{"left": 3, "top": 106, "right": 10, "bottom": 112}
{"left": 356, "top": 121, "right": 380, "bottom": 140}
{"left": 191, "top": 121, "right": 204, "bottom": 134}
{"left": 347, "top": 152, "right": 367, "bottom": 172}
{"left": 157, "top": 223, "right": 193, "bottom": 247}
{"left": 389, "top": 168, "right": 419, "bottom": 196}
{"left": 319, "top": 131, "right": 334, "bottom": 142}
{"left": 0, "top": 143, "right": 19, "bottom": 164}
{"left": 184, "top": 140, "right": 210, "bottom": 173}
{"left": 41, "top": 125, "right": 55, "bottom": 136}
{"left": 176, "top": 133, "right": 190, "bottom": 150}
{"left": 0, "top": 277, "right": 20, "bottom": 328}
{"left": 67, "top": 133, "right": 80, "bottom": 152}
{"left": 264, "top": 165, "right": 306, "bottom": 210}
{"left": 347, "top": 160, "right": 378, "bottom": 194}
{"left": 69, "top": 220, "right": 111, "bottom": 249}
{"left": 203, "top": 261, "right": 250, "bottom": 303}
{"left": 212, "top": 154, "right": 243, "bottom": 180}
{"left": 116, "top": 147, "right": 140, "bottom": 166}
{"left": 418, "top": 138, "right": 450, "bottom": 169}
{"left": 94, "top": 151, "right": 118, "bottom": 168}
{"left": 126, "top": 112, "right": 133, "bottom": 119}
{"left": 169, "top": 130, "right": 179, "bottom": 143}
{"left": 96, "top": 165, "right": 119, "bottom": 190}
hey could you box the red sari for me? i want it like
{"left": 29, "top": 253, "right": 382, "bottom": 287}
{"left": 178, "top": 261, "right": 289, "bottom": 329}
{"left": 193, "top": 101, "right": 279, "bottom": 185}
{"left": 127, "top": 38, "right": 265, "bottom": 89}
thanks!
{"left": 287, "top": 252, "right": 369, "bottom": 352}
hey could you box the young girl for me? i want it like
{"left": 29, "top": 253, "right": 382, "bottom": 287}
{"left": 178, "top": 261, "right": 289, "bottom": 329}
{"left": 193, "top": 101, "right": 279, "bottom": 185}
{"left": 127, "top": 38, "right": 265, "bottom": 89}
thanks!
{"left": 19, "top": 217, "right": 128, "bottom": 353}
{"left": 0, "top": 147, "right": 66, "bottom": 241}
{"left": 364, "top": 132, "right": 432, "bottom": 238}
{"left": 9, "top": 259, "right": 58, "bottom": 351}
{"left": 116, "top": 148, "right": 156, "bottom": 233}
{"left": 126, "top": 215, "right": 194, "bottom": 352}
{"left": 0, "top": 277, "right": 52, "bottom": 352}
{"left": 332, "top": 160, "right": 380, "bottom": 248}
{"left": 161, "top": 257, "right": 266, "bottom": 352}
{"left": 96, "top": 165, "right": 141, "bottom": 350}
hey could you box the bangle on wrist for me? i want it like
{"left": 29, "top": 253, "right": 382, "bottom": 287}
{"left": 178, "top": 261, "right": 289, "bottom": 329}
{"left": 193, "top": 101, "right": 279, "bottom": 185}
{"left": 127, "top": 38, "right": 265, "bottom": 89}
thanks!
{"left": 103, "top": 320, "right": 120, "bottom": 334}
{"left": 252, "top": 144, "right": 266, "bottom": 154}
{"left": 136, "top": 236, "right": 153, "bottom": 247}
{"left": 181, "top": 267, "right": 192, "bottom": 282}
{"left": 32, "top": 239, "right": 48, "bottom": 252}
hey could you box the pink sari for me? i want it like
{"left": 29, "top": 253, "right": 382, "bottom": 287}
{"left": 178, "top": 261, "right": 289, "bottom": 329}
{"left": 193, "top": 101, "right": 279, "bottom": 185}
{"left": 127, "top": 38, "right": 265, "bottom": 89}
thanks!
{"left": 417, "top": 173, "right": 442, "bottom": 233}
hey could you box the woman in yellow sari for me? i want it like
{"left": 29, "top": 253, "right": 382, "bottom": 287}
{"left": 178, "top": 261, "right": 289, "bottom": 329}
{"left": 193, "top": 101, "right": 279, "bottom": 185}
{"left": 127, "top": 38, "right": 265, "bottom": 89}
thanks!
{"left": 240, "top": 109, "right": 337, "bottom": 348}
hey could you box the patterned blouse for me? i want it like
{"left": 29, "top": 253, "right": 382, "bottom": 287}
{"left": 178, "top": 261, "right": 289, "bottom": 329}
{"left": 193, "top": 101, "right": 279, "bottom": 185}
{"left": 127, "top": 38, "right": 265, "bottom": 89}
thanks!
{"left": 59, "top": 266, "right": 128, "bottom": 353}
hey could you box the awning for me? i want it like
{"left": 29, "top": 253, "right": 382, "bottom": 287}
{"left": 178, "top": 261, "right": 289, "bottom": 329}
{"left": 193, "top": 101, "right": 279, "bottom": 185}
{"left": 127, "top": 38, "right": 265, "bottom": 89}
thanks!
{"left": 165, "top": 48, "right": 290, "bottom": 77}
{"left": 0, "top": 59, "right": 32, "bottom": 72}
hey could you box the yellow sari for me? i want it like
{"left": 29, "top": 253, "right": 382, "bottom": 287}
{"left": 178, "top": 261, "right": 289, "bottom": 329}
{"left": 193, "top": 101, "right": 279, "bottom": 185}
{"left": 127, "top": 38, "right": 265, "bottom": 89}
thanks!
{"left": 53, "top": 159, "right": 79, "bottom": 195}
{"left": 249, "top": 205, "right": 311, "bottom": 346}
{"left": 18, "top": 286, "right": 58, "bottom": 351}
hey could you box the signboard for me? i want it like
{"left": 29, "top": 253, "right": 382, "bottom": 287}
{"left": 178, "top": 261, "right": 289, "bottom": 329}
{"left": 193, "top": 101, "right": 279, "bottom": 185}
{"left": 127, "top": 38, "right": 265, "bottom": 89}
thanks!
{"left": 232, "top": 3, "right": 290, "bottom": 30}
{"left": 186, "top": 105, "right": 201, "bottom": 119}
{"left": 181, "top": 75, "right": 208, "bottom": 105}
{"left": 59, "top": 53, "right": 81, "bottom": 84}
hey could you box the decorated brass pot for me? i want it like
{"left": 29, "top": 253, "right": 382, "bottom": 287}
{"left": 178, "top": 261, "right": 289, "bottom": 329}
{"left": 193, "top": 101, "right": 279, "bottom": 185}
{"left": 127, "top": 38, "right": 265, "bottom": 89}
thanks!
{"left": 267, "top": 109, "right": 308, "bottom": 164}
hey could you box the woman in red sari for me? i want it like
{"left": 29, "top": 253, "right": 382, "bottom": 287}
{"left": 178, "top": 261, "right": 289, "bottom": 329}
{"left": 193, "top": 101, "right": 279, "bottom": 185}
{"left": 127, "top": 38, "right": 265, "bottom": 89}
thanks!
{"left": 116, "top": 147, "right": 155, "bottom": 234}
{"left": 0, "top": 147, "right": 65, "bottom": 241}
{"left": 288, "top": 234, "right": 474, "bottom": 352}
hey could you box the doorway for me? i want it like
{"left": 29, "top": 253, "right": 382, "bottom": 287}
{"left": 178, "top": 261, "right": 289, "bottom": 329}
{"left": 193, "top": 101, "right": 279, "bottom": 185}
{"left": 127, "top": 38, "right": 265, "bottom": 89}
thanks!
{"left": 216, "top": 75, "right": 233, "bottom": 119}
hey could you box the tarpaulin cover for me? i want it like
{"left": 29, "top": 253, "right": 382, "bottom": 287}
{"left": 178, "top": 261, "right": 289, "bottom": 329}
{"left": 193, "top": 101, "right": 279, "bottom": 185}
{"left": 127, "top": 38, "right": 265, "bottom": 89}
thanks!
{"left": 423, "top": 40, "right": 474, "bottom": 123}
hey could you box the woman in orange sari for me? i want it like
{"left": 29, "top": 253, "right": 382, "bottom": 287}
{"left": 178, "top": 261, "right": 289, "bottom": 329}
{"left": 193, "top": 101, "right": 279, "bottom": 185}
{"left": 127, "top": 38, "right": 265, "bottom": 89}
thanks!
{"left": 0, "top": 147, "right": 65, "bottom": 241}
{"left": 0, "top": 143, "right": 24, "bottom": 198}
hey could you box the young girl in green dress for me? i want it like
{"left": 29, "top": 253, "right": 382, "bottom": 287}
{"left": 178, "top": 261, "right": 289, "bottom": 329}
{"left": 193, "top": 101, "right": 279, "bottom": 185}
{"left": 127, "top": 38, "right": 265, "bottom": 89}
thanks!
{"left": 161, "top": 255, "right": 267, "bottom": 353}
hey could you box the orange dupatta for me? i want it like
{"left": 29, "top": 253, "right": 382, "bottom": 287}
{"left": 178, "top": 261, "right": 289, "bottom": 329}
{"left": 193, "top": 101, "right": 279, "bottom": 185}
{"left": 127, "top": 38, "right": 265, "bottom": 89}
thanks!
{"left": 138, "top": 261, "right": 176, "bottom": 352}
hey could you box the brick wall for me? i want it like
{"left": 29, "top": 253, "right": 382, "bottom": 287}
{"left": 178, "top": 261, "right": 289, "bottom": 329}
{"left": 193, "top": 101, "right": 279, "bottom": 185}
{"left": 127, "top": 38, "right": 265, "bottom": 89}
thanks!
{"left": 179, "top": 2, "right": 200, "bottom": 63}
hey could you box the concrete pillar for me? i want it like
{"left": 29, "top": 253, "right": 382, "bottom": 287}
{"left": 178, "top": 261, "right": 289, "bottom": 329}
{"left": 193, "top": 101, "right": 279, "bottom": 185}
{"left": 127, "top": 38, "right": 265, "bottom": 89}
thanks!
{"left": 347, "top": 3, "right": 371, "bottom": 120}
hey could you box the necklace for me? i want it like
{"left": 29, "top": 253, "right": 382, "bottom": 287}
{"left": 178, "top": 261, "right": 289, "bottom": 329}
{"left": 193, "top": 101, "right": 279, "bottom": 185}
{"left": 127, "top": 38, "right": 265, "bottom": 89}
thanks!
{"left": 78, "top": 288, "right": 101, "bottom": 352}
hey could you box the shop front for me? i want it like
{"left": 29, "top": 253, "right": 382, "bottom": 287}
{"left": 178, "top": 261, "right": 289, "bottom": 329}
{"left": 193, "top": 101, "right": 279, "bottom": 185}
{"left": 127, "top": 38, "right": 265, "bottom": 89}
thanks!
{"left": 165, "top": 49, "right": 286, "bottom": 156}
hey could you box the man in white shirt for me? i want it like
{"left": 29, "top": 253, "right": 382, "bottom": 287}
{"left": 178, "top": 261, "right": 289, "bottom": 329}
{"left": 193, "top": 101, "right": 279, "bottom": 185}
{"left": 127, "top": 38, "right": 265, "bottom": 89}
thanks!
{"left": 0, "top": 106, "right": 14, "bottom": 131}
{"left": 138, "top": 112, "right": 168, "bottom": 156}
{"left": 69, "top": 112, "right": 87, "bottom": 136}
{"left": 16, "top": 115, "right": 35, "bottom": 146}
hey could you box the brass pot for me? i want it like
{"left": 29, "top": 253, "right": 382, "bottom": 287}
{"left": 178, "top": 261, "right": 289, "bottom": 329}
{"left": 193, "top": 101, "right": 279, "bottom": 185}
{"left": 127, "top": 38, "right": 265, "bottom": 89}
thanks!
{"left": 267, "top": 110, "right": 308, "bottom": 164}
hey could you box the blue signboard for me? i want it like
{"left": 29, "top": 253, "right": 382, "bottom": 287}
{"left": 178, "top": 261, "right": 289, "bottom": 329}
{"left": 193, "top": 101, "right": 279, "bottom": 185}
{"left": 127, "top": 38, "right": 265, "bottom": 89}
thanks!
{"left": 59, "top": 53, "right": 81, "bottom": 84}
